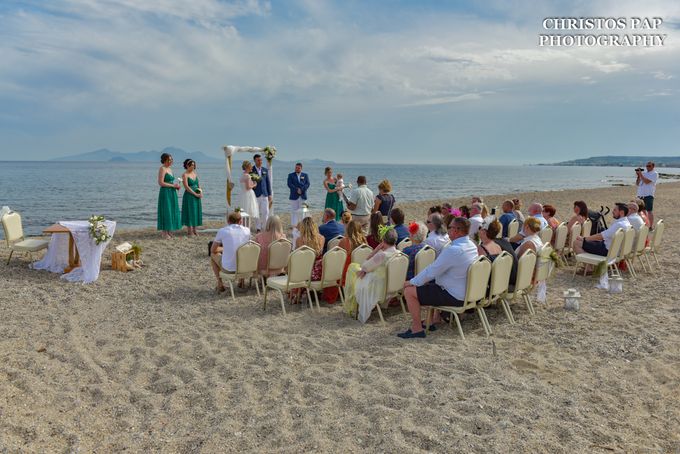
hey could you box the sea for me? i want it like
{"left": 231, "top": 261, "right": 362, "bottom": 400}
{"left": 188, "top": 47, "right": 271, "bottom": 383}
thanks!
{"left": 2, "top": 161, "right": 678, "bottom": 236}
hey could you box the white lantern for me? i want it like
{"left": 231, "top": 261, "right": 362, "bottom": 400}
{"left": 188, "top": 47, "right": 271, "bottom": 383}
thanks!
{"left": 563, "top": 288, "right": 581, "bottom": 311}
{"left": 609, "top": 276, "right": 624, "bottom": 294}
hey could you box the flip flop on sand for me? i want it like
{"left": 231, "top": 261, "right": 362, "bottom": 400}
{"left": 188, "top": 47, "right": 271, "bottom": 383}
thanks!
{"left": 397, "top": 329, "right": 426, "bottom": 339}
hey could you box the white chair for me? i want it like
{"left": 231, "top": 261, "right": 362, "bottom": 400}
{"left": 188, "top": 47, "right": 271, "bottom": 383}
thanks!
{"left": 617, "top": 228, "right": 636, "bottom": 278}
{"left": 396, "top": 238, "right": 412, "bottom": 251}
{"left": 502, "top": 249, "right": 537, "bottom": 317}
{"left": 259, "top": 238, "right": 292, "bottom": 290}
{"left": 220, "top": 241, "right": 261, "bottom": 301}
{"left": 309, "top": 246, "right": 347, "bottom": 310}
{"left": 573, "top": 229, "right": 624, "bottom": 279}
{"left": 507, "top": 219, "right": 519, "bottom": 239}
{"left": 370, "top": 252, "right": 409, "bottom": 323}
{"left": 538, "top": 227, "right": 553, "bottom": 245}
{"left": 425, "top": 256, "right": 493, "bottom": 340}
{"left": 644, "top": 219, "right": 665, "bottom": 271}
{"left": 327, "top": 235, "right": 344, "bottom": 251}
{"left": 630, "top": 225, "right": 650, "bottom": 274}
{"left": 414, "top": 245, "right": 436, "bottom": 275}
{"left": 351, "top": 244, "right": 373, "bottom": 264}
{"left": 263, "top": 246, "right": 316, "bottom": 315}
{"left": 580, "top": 219, "right": 592, "bottom": 237}
{"left": 534, "top": 244, "right": 555, "bottom": 283}
{"left": 1, "top": 211, "right": 49, "bottom": 265}
{"left": 553, "top": 223, "right": 569, "bottom": 264}
{"left": 564, "top": 222, "right": 581, "bottom": 264}
{"left": 482, "top": 251, "right": 514, "bottom": 325}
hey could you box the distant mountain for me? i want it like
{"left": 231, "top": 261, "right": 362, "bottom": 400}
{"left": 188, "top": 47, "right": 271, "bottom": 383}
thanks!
{"left": 546, "top": 155, "right": 680, "bottom": 167}
{"left": 52, "top": 147, "right": 222, "bottom": 163}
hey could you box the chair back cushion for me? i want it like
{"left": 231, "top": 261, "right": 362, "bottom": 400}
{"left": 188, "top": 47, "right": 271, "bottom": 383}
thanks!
{"left": 236, "top": 241, "right": 261, "bottom": 274}
{"left": 287, "top": 246, "right": 316, "bottom": 285}
{"left": 553, "top": 223, "right": 568, "bottom": 250}
{"left": 569, "top": 223, "right": 581, "bottom": 249}
{"left": 581, "top": 219, "right": 592, "bottom": 237}
{"left": 351, "top": 244, "right": 373, "bottom": 264}
{"left": 327, "top": 235, "right": 344, "bottom": 251}
{"left": 385, "top": 253, "right": 409, "bottom": 294}
{"left": 464, "top": 256, "right": 492, "bottom": 304}
{"left": 414, "top": 245, "right": 436, "bottom": 275}
{"left": 634, "top": 225, "right": 649, "bottom": 253}
{"left": 535, "top": 244, "right": 554, "bottom": 282}
{"left": 489, "top": 251, "right": 513, "bottom": 298}
{"left": 652, "top": 220, "right": 664, "bottom": 250}
{"left": 538, "top": 227, "right": 553, "bottom": 245}
{"left": 619, "top": 228, "right": 635, "bottom": 259}
{"left": 268, "top": 239, "right": 292, "bottom": 271}
{"left": 396, "top": 238, "right": 411, "bottom": 251}
{"left": 515, "top": 249, "right": 537, "bottom": 292}
{"left": 320, "top": 246, "right": 347, "bottom": 283}
{"left": 606, "top": 229, "right": 624, "bottom": 262}
{"left": 507, "top": 219, "right": 519, "bottom": 238}
{"left": 1, "top": 212, "right": 24, "bottom": 244}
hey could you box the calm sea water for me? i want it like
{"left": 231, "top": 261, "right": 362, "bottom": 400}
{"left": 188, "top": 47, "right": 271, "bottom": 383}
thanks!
{"left": 2, "top": 161, "right": 678, "bottom": 236}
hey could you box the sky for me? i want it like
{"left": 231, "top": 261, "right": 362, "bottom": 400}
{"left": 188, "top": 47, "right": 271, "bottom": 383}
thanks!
{"left": 0, "top": 0, "right": 679, "bottom": 164}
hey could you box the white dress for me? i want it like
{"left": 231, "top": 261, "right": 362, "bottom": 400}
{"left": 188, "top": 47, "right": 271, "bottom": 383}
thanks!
{"left": 238, "top": 173, "right": 259, "bottom": 220}
{"left": 344, "top": 246, "right": 398, "bottom": 323}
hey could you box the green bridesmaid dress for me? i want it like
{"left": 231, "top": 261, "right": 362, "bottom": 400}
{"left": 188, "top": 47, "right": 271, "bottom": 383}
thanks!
{"left": 324, "top": 183, "right": 344, "bottom": 221}
{"left": 181, "top": 176, "right": 203, "bottom": 227}
{"left": 157, "top": 172, "right": 181, "bottom": 231}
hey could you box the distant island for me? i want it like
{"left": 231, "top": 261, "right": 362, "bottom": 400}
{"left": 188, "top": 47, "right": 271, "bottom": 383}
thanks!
{"left": 544, "top": 155, "right": 680, "bottom": 168}
{"left": 51, "top": 147, "right": 335, "bottom": 166}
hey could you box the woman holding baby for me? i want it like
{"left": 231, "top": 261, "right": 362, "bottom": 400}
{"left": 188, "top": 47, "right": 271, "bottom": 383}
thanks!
{"left": 323, "top": 166, "right": 345, "bottom": 221}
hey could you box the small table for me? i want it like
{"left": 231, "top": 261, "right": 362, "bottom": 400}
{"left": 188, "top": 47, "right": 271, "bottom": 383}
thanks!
{"left": 43, "top": 223, "right": 80, "bottom": 273}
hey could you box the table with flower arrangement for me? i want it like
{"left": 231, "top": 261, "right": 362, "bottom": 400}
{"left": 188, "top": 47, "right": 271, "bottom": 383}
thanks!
{"left": 32, "top": 217, "right": 116, "bottom": 283}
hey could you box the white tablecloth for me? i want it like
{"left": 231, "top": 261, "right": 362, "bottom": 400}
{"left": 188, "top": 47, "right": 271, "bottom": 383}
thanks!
{"left": 31, "top": 220, "right": 116, "bottom": 283}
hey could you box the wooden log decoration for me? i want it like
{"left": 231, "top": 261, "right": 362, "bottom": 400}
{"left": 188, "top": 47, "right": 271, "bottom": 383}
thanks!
{"left": 111, "top": 250, "right": 135, "bottom": 272}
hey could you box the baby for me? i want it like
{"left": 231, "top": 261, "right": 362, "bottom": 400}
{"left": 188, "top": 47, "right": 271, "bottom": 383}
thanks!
{"left": 335, "top": 173, "right": 345, "bottom": 191}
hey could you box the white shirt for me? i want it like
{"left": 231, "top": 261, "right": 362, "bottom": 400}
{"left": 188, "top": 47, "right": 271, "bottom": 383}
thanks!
{"left": 627, "top": 213, "right": 645, "bottom": 231}
{"left": 410, "top": 236, "right": 479, "bottom": 300}
{"left": 348, "top": 185, "right": 374, "bottom": 216}
{"left": 214, "top": 224, "right": 251, "bottom": 272}
{"left": 601, "top": 217, "right": 631, "bottom": 251}
{"left": 637, "top": 170, "right": 658, "bottom": 198}
{"left": 533, "top": 213, "right": 549, "bottom": 230}
{"left": 468, "top": 214, "right": 483, "bottom": 238}
{"left": 521, "top": 234, "right": 543, "bottom": 252}
{"left": 424, "top": 232, "right": 450, "bottom": 256}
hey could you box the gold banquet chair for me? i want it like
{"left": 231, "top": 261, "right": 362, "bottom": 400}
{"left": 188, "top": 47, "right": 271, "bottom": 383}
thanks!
{"left": 580, "top": 219, "right": 592, "bottom": 238}
{"left": 221, "top": 241, "right": 261, "bottom": 302}
{"left": 425, "top": 256, "right": 492, "bottom": 340}
{"left": 644, "top": 219, "right": 665, "bottom": 272}
{"left": 309, "top": 246, "right": 347, "bottom": 310}
{"left": 629, "top": 224, "right": 650, "bottom": 274}
{"left": 507, "top": 219, "right": 520, "bottom": 239}
{"left": 617, "top": 228, "right": 636, "bottom": 278}
{"left": 482, "top": 251, "right": 515, "bottom": 325}
{"left": 552, "top": 222, "right": 569, "bottom": 265}
{"left": 538, "top": 227, "right": 553, "bottom": 245}
{"left": 1, "top": 211, "right": 49, "bottom": 265}
{"left": 502, "top": 249, "right": 537, "bottom": 317}
{"left": 396, "top": 238, "right": 412, "bottom": 251}
{"left": 259, "top": 238, "right": 293, "bottom": 290}
{"left": 368, "top": 252, "right": 409, "bottom": 323}
{"left": 263, "top": 246, "right": 316, "bottom": 315}
{"left": 351, "top": 244, "right": 373, "bottom": 265}
{"left": 414, "top": 245, "right": 436, "bottom": 275}
{"left": 327, "top": 235, "right": 344, "bottom": 251}
{"left": 573, "top": 228, "right": 624, "bottom": 279}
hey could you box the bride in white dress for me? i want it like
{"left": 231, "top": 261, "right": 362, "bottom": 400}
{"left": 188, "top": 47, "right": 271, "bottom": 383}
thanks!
{"left": 238, "top": 160, "right": 259, "bottom": 224}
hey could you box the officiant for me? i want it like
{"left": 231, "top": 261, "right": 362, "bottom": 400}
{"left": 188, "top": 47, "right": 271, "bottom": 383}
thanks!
{"left": 253, "top": 154, "right": 272, "bottom": 232}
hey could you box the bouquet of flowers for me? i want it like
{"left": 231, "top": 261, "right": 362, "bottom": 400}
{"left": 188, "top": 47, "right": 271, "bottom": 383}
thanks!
{"left": 88, "top": 215, "right": 112, "bottom": 245}
{"left": 249, "top": 173, "right": 262, "bottom": 182}
{"left": 263, "top": 146, "right": 276, "bottom": 162}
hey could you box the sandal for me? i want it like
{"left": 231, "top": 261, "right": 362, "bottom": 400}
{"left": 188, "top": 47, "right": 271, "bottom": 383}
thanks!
{"left": 397, "top": 329, "right": 426, "bottom": 339}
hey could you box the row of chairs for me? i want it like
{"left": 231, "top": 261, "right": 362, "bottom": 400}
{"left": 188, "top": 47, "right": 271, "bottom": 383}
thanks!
{"left": 327, "top": 234, "right": 446, "bottom": 253}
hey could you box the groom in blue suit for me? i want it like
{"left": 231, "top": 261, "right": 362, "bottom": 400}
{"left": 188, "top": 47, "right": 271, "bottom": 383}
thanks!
{"left": 252, "top": 154, "right": 272, "bottom": 231}
{"left": 287, "top": 162, "right": 310, "bottom": 228}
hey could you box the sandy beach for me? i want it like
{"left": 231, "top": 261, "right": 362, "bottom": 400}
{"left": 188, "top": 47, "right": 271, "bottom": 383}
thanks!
{"left": 1, "top": 182, "right": 679, "bottom": 453}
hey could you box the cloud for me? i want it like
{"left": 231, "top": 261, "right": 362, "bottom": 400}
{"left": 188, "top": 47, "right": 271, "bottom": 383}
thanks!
{"left": 653, "top": 70, "right": 674, "bottom": 80}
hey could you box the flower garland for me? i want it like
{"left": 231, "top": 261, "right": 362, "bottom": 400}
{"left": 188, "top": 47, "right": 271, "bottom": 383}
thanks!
{"left": 88, "top": 215, "right": 111, "bottom": 245}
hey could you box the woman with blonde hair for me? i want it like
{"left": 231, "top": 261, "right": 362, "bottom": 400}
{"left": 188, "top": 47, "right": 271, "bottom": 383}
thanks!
{"left": 372, "top": 179, "right": 395, "bottom": 222}
{"left": 291, "top": 217, "right": 325, "bottom": 302}
{"left": 255, "top": 215, "right": 286, "bottom": 276}
{"left": 237, "top": 160, "right": 259, "bottom": 230}
{"left": 341, "top": 210, "right": 353, "bottom": 229}
{"left": 323, "top": 220, "right": 368, "bottom": 304}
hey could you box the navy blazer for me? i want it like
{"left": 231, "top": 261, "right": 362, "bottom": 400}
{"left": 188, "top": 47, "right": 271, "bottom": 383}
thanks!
{"left": 287, "top": 172, "right": 310, "bottom": 200}
{"left": 319, "top": 220, "right": 345, "bottom": 252}
{"left": 252, "top": 166, "right": 272, "bottom": 198}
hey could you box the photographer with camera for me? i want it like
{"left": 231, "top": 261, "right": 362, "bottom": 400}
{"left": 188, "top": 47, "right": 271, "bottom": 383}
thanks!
{"left": 635, "top": 161, "right": 658, "bottom": 228}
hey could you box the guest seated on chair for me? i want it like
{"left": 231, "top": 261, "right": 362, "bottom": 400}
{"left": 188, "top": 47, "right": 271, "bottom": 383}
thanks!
{"left": 210, "top": 211, "right": 251, "bottom": 292}
{"left": 567, "top": 200, "right": 589, "bottom": 231}
{"left": 627, "top": 201, "right": 645, "bottom": 231}
{"left": 255, "top": 215, "right": 286, "bottom": 276}
{"left": 509, "top": 204, "right": 547, "bottom": 245}
{"left": 389, "top": 208, "right": 409, "bottom": 245}
{"left": 318, "top": 208, "right": 344, "bottom": 252}
{"left": 403, "top": 222, "right": 428, "bottom": 280}
{"left": 341, "top": 211, "right": 352, "bottom": 231}
{"left": 574, "top": 203, "right": 631, "bottom": 257}
{"left": 468, "top": 203, "right": 484, "bottom": 239}
{"left": 398, "top": 217, "right": 479, "bottom": 339}
{"left": 514, "top": 218, "right": 543, "bottom": 258}
{"left": 478, "top": 219, "right": 503, "bottom": 260}
{"left": 344, "top": 228, "right": 399, "bottom": 323}
{"left": 424, "top": 213, "right": 450, "bottom": 256}
{"left": 542, "top": 204, "right": 560, "bottom": 229}
{"left": 498, "top": 200, "right": 517, "bottom": 238}
{"left": 366, "top": 212, "right": 384, "bottom": 249}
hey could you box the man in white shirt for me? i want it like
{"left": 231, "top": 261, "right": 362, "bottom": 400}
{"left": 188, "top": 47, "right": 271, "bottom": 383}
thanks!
{"left": 468, "top": 203, "right": 484, "bottom": 238}
{"left": 574, "top": 203, "right": 631, "bottom": 257}
{"left": 399, "top": 217, "right": 479, "bottom": 339}
{"left": 627, "top": 201, "right": 645, "bottom": 231}
{"left": 424, "top": 213, "right": 450, "bottom": 256}
{"left": 528, "top": 203, "right": 548, "bottom": 230}
{"left": 636, "top": 161, "right": 658, "bottom": 227}
{"left": 346, "top": 175, "right": 374, "bottom": 232}
{"left": 210, "top": 211, "right": 251, "bottom": 292}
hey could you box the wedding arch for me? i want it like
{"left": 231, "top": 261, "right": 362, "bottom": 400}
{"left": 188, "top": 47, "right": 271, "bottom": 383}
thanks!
{"left": 222, "top": 145, "right": 277, "bottom": 216}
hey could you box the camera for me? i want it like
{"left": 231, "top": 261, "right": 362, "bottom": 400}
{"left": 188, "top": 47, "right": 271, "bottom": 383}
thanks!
{"left": 635, "top": 167, "right": 644, "bottom": 172}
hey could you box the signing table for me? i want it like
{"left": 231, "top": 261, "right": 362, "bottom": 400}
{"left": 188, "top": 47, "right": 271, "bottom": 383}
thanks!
{"left": 32, "top": 220, "right": 116, "bottom": 283}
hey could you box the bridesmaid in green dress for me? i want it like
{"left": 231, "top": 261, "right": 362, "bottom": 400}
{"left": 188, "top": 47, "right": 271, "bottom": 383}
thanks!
{"left": 157, "top": 153, "right": 181, "bottom": 239}
{"left": 323, "top": 166, "right": 344, "bottom": 221}
{"left": 181, "top": 159, "right": 203, "bottom": 236}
